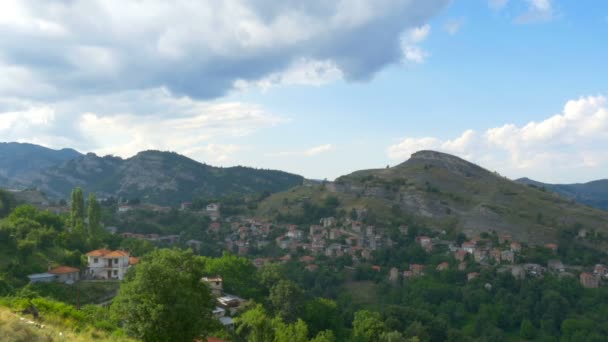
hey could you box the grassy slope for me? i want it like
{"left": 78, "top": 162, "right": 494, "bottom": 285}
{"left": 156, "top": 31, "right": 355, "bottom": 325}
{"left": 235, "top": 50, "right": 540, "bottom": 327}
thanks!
{"left": 0, "top": 306, "right": 132, "bottom": 342}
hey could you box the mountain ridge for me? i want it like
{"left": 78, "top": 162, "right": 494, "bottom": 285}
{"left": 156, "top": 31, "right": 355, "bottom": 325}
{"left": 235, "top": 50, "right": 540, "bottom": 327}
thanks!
{"left": 516, "top": 177, "right": 608, "bottom": 210}
{"left": 258, "top": 150, "right": 608, "bottom": 245}
{"left": 0, "top": 143, "right": 304, "bottom": 205}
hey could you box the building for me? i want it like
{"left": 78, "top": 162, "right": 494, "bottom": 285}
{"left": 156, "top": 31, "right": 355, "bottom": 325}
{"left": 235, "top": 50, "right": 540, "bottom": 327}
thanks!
{"left": 206, "top": 203, "right": 220, "bottom": 212}
{"left": 580, "top": 272, "right": 599, "bottom": 289}
{"left": 594, "top": 264, "right": 608, "bottom": 278}
{"left": 389, "top": 267, "right": 399, "bottom": 281}
{"left": 467, "top": 272, "right": 479, "bottom": 281}
{"left": 28, "top": 266, "right": 80, "bottom": 284}
{"left": 86, "top": 249, "right": 136, "bottom": 280}
{"left": 462, "top": 241, "right": 476, "bottom": 254}
{"left": 436, "top": 262, "right": 449, "bottom": 271}
{"left": 548, "top": 260, "right": 565, "bottom": 273}
{"left": 510, "top": 242, "right": 522, "bottom": 252}
{"left": 500, "top": 250, "right": 515, "bottom": 263}
{"left": 202, "top": 276, "right": 223, "bottom": 297}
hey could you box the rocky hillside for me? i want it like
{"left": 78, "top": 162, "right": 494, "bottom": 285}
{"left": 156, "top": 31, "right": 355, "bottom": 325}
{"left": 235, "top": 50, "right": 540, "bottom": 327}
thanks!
{"left": 11, "top": 150, "right": 303, "bottom": 205}
{"left": 258, "top": 150, "right": 608, "bottom": 244}
{"left": 517, "top": 177, "right": 608, "bottom": 210}
{"left": 0, "top": 142, "right": 81, "bottom": 187}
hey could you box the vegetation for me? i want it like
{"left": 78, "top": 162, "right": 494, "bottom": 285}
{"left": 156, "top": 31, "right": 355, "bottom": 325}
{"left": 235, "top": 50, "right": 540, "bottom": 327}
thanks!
{"left": 111, "top": 249, "right": 215, "bottom": 341}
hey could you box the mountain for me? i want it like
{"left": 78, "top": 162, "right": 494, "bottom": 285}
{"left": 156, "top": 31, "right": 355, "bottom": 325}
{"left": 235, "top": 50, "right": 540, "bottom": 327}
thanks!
{"left": 0, "top": 142, "right": 82, "bottom": 187}
{"left": 257, "top": 150, "right": 608, "bottom": 244}
{"left": 516, "top": 177, "right": 608, "bottom": 210}
{"left": 8, "top": 149, "right": 303, "bottom": 205}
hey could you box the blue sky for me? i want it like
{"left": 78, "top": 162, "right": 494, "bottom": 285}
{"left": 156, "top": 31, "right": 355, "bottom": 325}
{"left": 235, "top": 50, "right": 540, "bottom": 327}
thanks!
{"left": 1, "top": 0, "right": 607, "bottom": 182}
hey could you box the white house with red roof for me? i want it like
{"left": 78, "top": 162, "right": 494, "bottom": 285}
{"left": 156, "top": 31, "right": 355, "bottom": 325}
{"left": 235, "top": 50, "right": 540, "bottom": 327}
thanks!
{"left": 86, "top": 249, "right": 137, "bottom": 280}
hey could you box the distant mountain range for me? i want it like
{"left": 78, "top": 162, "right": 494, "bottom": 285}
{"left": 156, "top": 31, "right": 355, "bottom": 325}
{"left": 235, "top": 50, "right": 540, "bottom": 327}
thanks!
{"left": 257, "top": 150, "right": 608, "bottom": 244}
{"left": 0, "top": 142, "right": 303, "bottom": 205}
{"left": 516, "top": 177, "right": 608, "bottom": 210}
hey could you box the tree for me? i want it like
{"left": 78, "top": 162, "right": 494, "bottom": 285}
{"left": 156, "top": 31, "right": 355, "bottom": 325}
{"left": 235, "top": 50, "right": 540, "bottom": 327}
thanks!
{"left": 303, "top": 298, "right": 343, "bottom": 338}
{"left": 87, "top": 192, "right": 101, "bottom": 237}
{"left": 352, "top": 310, "right": 385, "bottom": 342}
{"left": 519, "top": 319, "right": 535, "bottom": 340}
{"left": 70, "top": 187, "right": 85, "bottom": 230}
{"left": 236, "top": 304, "right": 275, "bottom": 342}
{"left": 269, "top": 280, "right": 305, "bottom": 322}
{"left": 111, "top": 249, "right": 214, "bottom": 341}
{"left": 273, "top": 318, "right": 309, "bottom": 342}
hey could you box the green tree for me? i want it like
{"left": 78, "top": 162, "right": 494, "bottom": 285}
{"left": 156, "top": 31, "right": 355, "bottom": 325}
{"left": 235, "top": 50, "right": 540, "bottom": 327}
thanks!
{"left": 70, "top": 187, "right": 85, "bottom": 230}
{"left": 519, "top": 319, "right": 535, "bottom": 340}
{"left": 303, "top": 298, "right": 342, "bottom": 338}
{"left": 309, "top": 330, "right": 336, "bottom": 342}
{"left": 87, "top": 192, "right": 101, "bottom": 237}
{"left": 236, "top": 304, "right": 275, "bottom": 342}
{"left": 352, "top": 310, "right": 385, "bottom": 342}
{"left": 269, "top": 280, "right": 305, "bottom": 322}
{"left": 111, "top": 249, "right": 214, "bottom": 341}
{"left": 273, "top": 318, "right": 309, "bottom": 342}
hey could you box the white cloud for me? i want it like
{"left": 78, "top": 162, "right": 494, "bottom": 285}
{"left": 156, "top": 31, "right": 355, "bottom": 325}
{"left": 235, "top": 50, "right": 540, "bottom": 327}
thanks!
{"left": 387, "top": 95, "right": 608, "bottom": 182}
{"left": 0, "top": 88, "right": 283, "bottom": 165}
{"left": 304, "top": 144, "right": 334, "bottom": 156}
{"left": 268, "top": 144, "right": 334, "bottom": 158}
{"left": 400, "top": 24, "right": 432, "bottom": 64}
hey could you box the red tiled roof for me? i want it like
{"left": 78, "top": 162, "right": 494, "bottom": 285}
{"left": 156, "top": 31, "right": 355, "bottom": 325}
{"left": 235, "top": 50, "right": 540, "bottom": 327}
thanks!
{"left": 86, "top": 249, "right": 129, "bottom": 257}
{"left": 299, "top": 255, "right": 315, "bottom": 263}
{"left": 48, "top": 266, "right": 79, "bottom": 274}
{"left": 86, "top": 248, "right": 112, "bottom": 257}
{"left": 129, "top": 256, "right": 139, "bottom": 265}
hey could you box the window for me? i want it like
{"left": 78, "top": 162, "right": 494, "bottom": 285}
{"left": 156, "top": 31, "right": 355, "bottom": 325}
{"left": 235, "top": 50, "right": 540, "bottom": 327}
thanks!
{"left": 94, "top": 258, "right": 98, "bottom": 263}
{"left": 113, "top": 270, "right": 118, "bottom": 275}
{"left": 114, "top": 258, "right": 118, "bottom": 264}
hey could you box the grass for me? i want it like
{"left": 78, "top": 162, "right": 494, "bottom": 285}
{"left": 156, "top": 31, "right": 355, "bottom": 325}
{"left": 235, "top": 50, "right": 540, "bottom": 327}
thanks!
{"left": 0, "top": 306, "right": 133, "bottom": 342}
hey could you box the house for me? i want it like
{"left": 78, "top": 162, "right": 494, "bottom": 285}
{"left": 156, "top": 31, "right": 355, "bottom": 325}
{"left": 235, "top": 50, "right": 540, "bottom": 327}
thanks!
{"left": 462, "top": 241, "right": 476, "bottom": 254}
{"left": 436, "top": 262, "right": 449, "bottom": 271}
{"left": 454, "top": 250, "right": 468, "bottom": 262}
{"left": 499, "top": 234, "right": 512, "bottom": 244}
{"left": 593, "top": 264, "right": 608, "bottom": 278}
{"left": 286, "top": 227, "right": 303, "bottom": 240}
{"left": 490, "top": 248, "right": 502, "bottom": 263}
{"left": 510, "top": 242, "right": 522, "bottom": 252}
{"left": 276, "top": 236, "right": 291, "bottom": 249}
{"left": 580, "top": 272, "right": 599, "bottom": 289}
{"left": 545, "top": 243, "right": 558, "bottom": 253}
{"left": 548, "top": 260, "right": 565, "bottom": 273}
{"left": 500, "top": 250, "right": 515, "bottom": 263}
{"left": 467, "top": 272, "right": 479, "bottom": 282}
{"left": 86, "top": 249, "right": 135, "bottom": 280}
{"left": 366, "top": 225, "right": 376, "bottom": 237}
{"left": 279, "top": 254, "right": 292, "bottom": 263}
{"left": 523, "top": 263, "right": 545, "bottom": 277}
{"left": 410, "top": 264, "right": 425, "bottom": 276}
{"left": 202, "top": 276, "right": 224, "bottom": 297}
{"left": 417, "top": 236, "right": 433, "bottom": 251}
{"left": 371, "top": 265, "right": 381, "bottom": 272}
{"left": 474, "top": 249, "right": 487, "bottom": 263}
{"left": 320, "top": 217, "right": 336, "bottom": 228}
{"left": 117, "top": 205, "right": 132, "bottom": 213}
{"left": 180, "top": 202, "right": 192, "bottom": 210}
{"left": 28, "top": 266, "right": 80, "bottom": 284}
{"left": 104, "top": 226, "right": 118, "bottom": 234}
{"left": 398, "top": 225, "right": 409, "bottom": 235}
{"left": 206, "top": 203, "right": 220, "bottom": 212}
{"left": 329, "top": 229, "right": 342, "bottom": 240}
{"left": 299, "top": 255, "right": 315, "bottom": 264}
{"left": 217, "top": 294, "right": 245, "bottom": 309}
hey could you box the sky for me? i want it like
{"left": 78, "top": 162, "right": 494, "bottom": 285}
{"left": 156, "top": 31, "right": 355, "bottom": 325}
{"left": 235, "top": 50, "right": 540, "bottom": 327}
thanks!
{"left": 0, "top": 0, "right": 607, "bottom": 183}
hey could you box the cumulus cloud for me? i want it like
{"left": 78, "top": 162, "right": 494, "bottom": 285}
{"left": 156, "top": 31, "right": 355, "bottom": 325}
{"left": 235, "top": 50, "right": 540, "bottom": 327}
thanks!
{"left": 387, "top": 96, "right": 608, "bottom": 182}
{"left": 267, "top": 144, "right": 334, "bottom": 158}
{"left": 0, "top": 88, "right": 283, "bottom": 164}
{"left": 0, "top": 0, "right": 448, "bottom": 100}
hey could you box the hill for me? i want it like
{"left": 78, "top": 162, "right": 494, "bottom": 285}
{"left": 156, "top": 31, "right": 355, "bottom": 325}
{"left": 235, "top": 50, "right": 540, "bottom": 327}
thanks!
{"left": 257, "top": 150, "right": 608, "bottom": 245}
{"left": 0, "top": 142, "right": 82, "bottom": 188}
{"left": 10, "top": 149, "right": 304, "bottom": 205}
{"left": 517, "top": 177, "right": 608, "bottom": 210}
